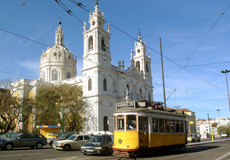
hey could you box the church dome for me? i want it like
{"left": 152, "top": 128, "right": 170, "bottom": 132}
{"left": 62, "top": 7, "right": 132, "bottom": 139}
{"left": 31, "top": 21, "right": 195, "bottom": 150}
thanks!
{"left": 39, "top": 22, "right": 77, "bottom": 83}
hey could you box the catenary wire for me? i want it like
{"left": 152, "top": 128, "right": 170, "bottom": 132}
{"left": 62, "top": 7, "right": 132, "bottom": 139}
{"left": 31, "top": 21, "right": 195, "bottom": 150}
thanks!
{"left": 185, "top": 7, "right": 230, "bottom": 67}
{"left": 0, "top": 1, "right": 227, "bottom": 107}
{"left": 0, "top": 0, "right": 29, "bottom": 26}
{"left": 66, "top": 0, "right": 226, "bottom": 93}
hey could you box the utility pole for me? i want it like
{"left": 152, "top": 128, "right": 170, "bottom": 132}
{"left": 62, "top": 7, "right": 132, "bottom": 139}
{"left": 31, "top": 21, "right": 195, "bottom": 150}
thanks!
{"left": 207, "top": 114, "right": 211, "bottom": 139}
{"left": 216, "top": 109, "right": 221, "bottom": 134}
{"left": 160, "top": 37, "right": 166, "bottom": 110}
{"left": 221, "top": 69, "right": 230, "bottom": 117}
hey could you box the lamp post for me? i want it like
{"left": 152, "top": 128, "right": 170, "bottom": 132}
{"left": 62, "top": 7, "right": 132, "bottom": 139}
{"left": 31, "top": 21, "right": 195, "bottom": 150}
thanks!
{"left": 221, "top": 69, "right": 230, "bottom": 117}
{"left": 216, "top": 109, "right": 221, "bottom": 134}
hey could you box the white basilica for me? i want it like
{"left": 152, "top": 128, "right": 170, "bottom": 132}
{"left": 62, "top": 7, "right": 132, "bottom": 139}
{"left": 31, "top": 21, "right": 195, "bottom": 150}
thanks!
{"left": 12, "top": 4, "right": 153, "bottom": 132}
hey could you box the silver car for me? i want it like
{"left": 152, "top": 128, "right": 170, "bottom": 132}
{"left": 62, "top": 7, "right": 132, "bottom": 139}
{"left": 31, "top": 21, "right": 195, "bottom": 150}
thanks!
{"left": 53, "top": 134, "right": 90, "bottom": 151}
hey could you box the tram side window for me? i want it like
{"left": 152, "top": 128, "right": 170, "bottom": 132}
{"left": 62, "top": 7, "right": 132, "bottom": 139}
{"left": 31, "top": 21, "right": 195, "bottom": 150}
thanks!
{"left": 159, "top": 118, "right": 164, "bottom": 132}
{"left": 152, "top": 118, "right": 159, "bottom": 133}
{"left": 114, "top": 116, "right": 116, "bottom": 130}
{"left": 170, "top": 120, "right": 175, "bottom": 132}
{"left": 175, "top": 120, "right": 180, "bottom": 132}
{"left": 165, "top": 119, "right": 170, "bottom": 133}
{"left": 126, "top": 115, "right": 136, "bottom": 130}
{"left": 179, "top": 120, "right": 184, "bottom": 132}
{"left": 117, "top": 115, "right": 124, "bottom": 130}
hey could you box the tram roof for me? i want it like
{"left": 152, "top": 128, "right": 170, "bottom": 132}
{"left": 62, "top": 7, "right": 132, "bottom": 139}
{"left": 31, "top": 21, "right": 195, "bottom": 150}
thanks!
{"left": 115, "top": 101, "right": 186, "bottom": 117}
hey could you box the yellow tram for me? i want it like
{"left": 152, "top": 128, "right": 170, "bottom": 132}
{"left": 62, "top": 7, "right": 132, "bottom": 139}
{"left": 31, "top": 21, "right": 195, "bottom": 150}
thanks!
{"left": 112, "top": 101, "right": 187, "bottom": 157}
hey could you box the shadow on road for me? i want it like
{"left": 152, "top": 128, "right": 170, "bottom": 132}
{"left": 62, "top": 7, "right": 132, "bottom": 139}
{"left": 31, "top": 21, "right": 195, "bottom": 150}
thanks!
{"left": 138, "top": 145, "right": 219, "bottom": 158}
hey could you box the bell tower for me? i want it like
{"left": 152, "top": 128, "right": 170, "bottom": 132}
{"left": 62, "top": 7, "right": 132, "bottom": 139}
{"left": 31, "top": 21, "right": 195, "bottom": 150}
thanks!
{"left": 82, "top": 3, "right": 111, "bottom": 70}
{"left": 133, "top": 32, "right": 152, "bottom": 81}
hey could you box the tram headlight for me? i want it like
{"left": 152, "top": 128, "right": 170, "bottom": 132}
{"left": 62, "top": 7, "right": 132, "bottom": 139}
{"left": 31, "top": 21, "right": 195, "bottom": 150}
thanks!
{"left": 118, "top": 139, "right": 122, "bottom": 144}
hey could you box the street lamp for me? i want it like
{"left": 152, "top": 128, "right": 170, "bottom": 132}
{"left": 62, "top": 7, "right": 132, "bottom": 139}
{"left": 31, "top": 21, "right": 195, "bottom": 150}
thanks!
{"left": 221, "top": 69, "right": 230, "bottom": 117}
{"left": 216, "top": 109, "right": 221, "bottom": 134}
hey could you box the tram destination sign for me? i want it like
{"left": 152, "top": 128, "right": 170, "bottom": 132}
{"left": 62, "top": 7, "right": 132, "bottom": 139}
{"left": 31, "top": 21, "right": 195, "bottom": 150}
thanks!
{"left": 116, "top": 101, "right": 137, "bottom": 109}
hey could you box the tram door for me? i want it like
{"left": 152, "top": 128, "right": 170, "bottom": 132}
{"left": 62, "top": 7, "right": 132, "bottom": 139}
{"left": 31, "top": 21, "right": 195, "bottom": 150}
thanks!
{"left": 138, "top": 116, "right": 148, "bottom": 147}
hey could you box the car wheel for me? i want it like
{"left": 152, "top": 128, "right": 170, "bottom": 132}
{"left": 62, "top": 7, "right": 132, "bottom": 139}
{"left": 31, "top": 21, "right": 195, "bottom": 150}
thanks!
{"left": 104, "top": 148, "right": 108, "bottom": 156}
{"left": 5, "top": 143, "right": 13, "bottom": 150}
{"left": 36, "top": 142, "right": 43, "bottom": 149}
{"left": 64, "top": 144, "right": 71, "bottom": 151}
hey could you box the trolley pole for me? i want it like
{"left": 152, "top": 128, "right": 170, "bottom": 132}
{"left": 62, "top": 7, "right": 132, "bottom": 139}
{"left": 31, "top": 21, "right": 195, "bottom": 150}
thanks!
{"left": 160, "top": 37, "right": 166, "bottom": 110}
{"left": 221, "top": 69, "right": 230, "bottom": 117}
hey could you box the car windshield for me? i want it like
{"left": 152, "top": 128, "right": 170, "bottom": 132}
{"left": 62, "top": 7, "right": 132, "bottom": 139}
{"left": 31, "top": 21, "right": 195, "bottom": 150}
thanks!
{"left": 11, "top": 133, "right": 22, "bottom": 139}
{"left": 67, "top": 135, "right": 76, "bottom": 140}
{"left": 89, "top": 136, "right": 107, "bottom": 142}
{"left": 58, "top": 134, "right": 68, "bottom": 139}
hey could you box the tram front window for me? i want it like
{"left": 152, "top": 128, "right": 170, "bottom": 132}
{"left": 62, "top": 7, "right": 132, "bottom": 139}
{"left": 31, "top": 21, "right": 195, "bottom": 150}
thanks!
{"left": 117, "top": 115, "right": 124, "bottom": 130}
{"left": 126, "top": 115, "right": 136, "bottom": 130}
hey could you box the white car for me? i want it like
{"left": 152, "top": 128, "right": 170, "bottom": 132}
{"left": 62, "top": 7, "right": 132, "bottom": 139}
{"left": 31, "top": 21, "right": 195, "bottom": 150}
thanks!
{"left": 53, "top": 134, "right": 90, "bottom": 151}
{"left": 221, "top": 132, "right": 227, "bottom": 137}
{"left": 187, "top": 134, "right": 200, "bottom": 142}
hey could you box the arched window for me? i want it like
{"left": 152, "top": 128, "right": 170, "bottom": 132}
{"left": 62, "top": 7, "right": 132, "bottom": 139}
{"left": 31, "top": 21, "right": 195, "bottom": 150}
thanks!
{"left": 127, "top": 84, "right": 129, "bottom": 90}
{"left": 146, "top": 62, "right": 149, "bottom": 72}
{"left": 52, "top": 69, "right": 58, "bottom": 81}
{"left": 88, "top": 36, "right": 93, "bottom": 51}
{"left": 140, "top": 89, "right": 142, "bottom": 100}
{"left": 103, "top": 79, "right": 107, "bottom": 91}
{"left": 67, "top": 72, "right": 71, "bottom": 79}
{"left": 103, "top": 116, "right": 109, "bottom": 131}
{"left": 101, "top": 38, "right": 106, "bottom": 51}
{"left": 88, "top": 78, "right": 92, "bottom": 91}
{"left": 136, "top": 61, "right": 140, "bottom": 71}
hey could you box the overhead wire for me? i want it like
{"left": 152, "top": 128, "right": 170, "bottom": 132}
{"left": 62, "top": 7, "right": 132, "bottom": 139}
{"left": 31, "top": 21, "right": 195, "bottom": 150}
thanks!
{"left": 184, "top": 6, "right": 230, "bottom": 67}
{"left": 0, "top": 0, "right": 228, "bottom": 107}
{"left": 186, "top": 61, "right": 230, "bottom": 68}
{"left": 65, "top": 0, "right": 227, "bottom": 93}
{"left": 55, "top": 0, "right": 120, "bottom": 64}
{"left": 0, "top": 0, "right": 29, "bottom": 26}
{"left": 0, "top": 27, "right": 50, "bottom": 47}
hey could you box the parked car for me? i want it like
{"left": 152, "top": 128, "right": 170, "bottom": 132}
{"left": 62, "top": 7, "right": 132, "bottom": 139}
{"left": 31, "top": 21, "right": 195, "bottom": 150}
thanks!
{"left": 53, "top": 133, "right": 90, "bottom": 151}
{"left": 187, "top": 134, "right": 200, "bottom": 142}
{"left": 0, "top": 132, "right": 20, "bottom": 139}
{"left": 221, "top": 132, "right": 227, "bottom": 137}
{"left": 80, "top": 134, "right": 113, "bottom": 155}
{"left": 0, "top": 133, "right": 47, "bottom": 150}
{"left": 49, "top": 132, "right": 75, "bottom": 146}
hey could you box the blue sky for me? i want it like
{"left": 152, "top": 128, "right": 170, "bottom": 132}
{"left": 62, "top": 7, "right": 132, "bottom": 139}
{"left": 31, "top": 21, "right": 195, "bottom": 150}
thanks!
{"left": 0, "top": 0, "right": 230, "bottom": 120}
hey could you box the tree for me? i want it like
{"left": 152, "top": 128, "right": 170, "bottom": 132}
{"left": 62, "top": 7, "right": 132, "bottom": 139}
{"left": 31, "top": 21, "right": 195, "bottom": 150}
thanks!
{"left": 22, "top": 97, "right": 35, "bottom": 132}
{"left": 217, "top": 123, "right": 230, "bottom": 135}
{"left": 56, "top": 84, "right": 87, "bottom": 131}
{"left": 35, "top": 84, "right": 87, "bottom": 131}
{"left": 0, "top": 88, "right": 20, "bottom": 133}
{"left": 35, "top": 85, "right": 60, "bottom": 126}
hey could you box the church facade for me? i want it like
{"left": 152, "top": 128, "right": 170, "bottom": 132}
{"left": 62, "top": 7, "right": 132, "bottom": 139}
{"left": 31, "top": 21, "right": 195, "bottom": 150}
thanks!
{"left": 11, "top": 4, "right": 153, "bottom": 132}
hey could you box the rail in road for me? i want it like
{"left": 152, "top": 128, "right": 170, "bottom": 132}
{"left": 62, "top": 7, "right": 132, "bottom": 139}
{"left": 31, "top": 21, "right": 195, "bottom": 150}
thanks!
{"left": 188, "top": 138, "right": 230, "bottom": 146}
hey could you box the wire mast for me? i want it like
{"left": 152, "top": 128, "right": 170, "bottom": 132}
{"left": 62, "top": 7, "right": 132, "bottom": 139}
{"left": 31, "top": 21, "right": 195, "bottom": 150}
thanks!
{"left": 160, "top": 37, "right": 166, "bottom": 110}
